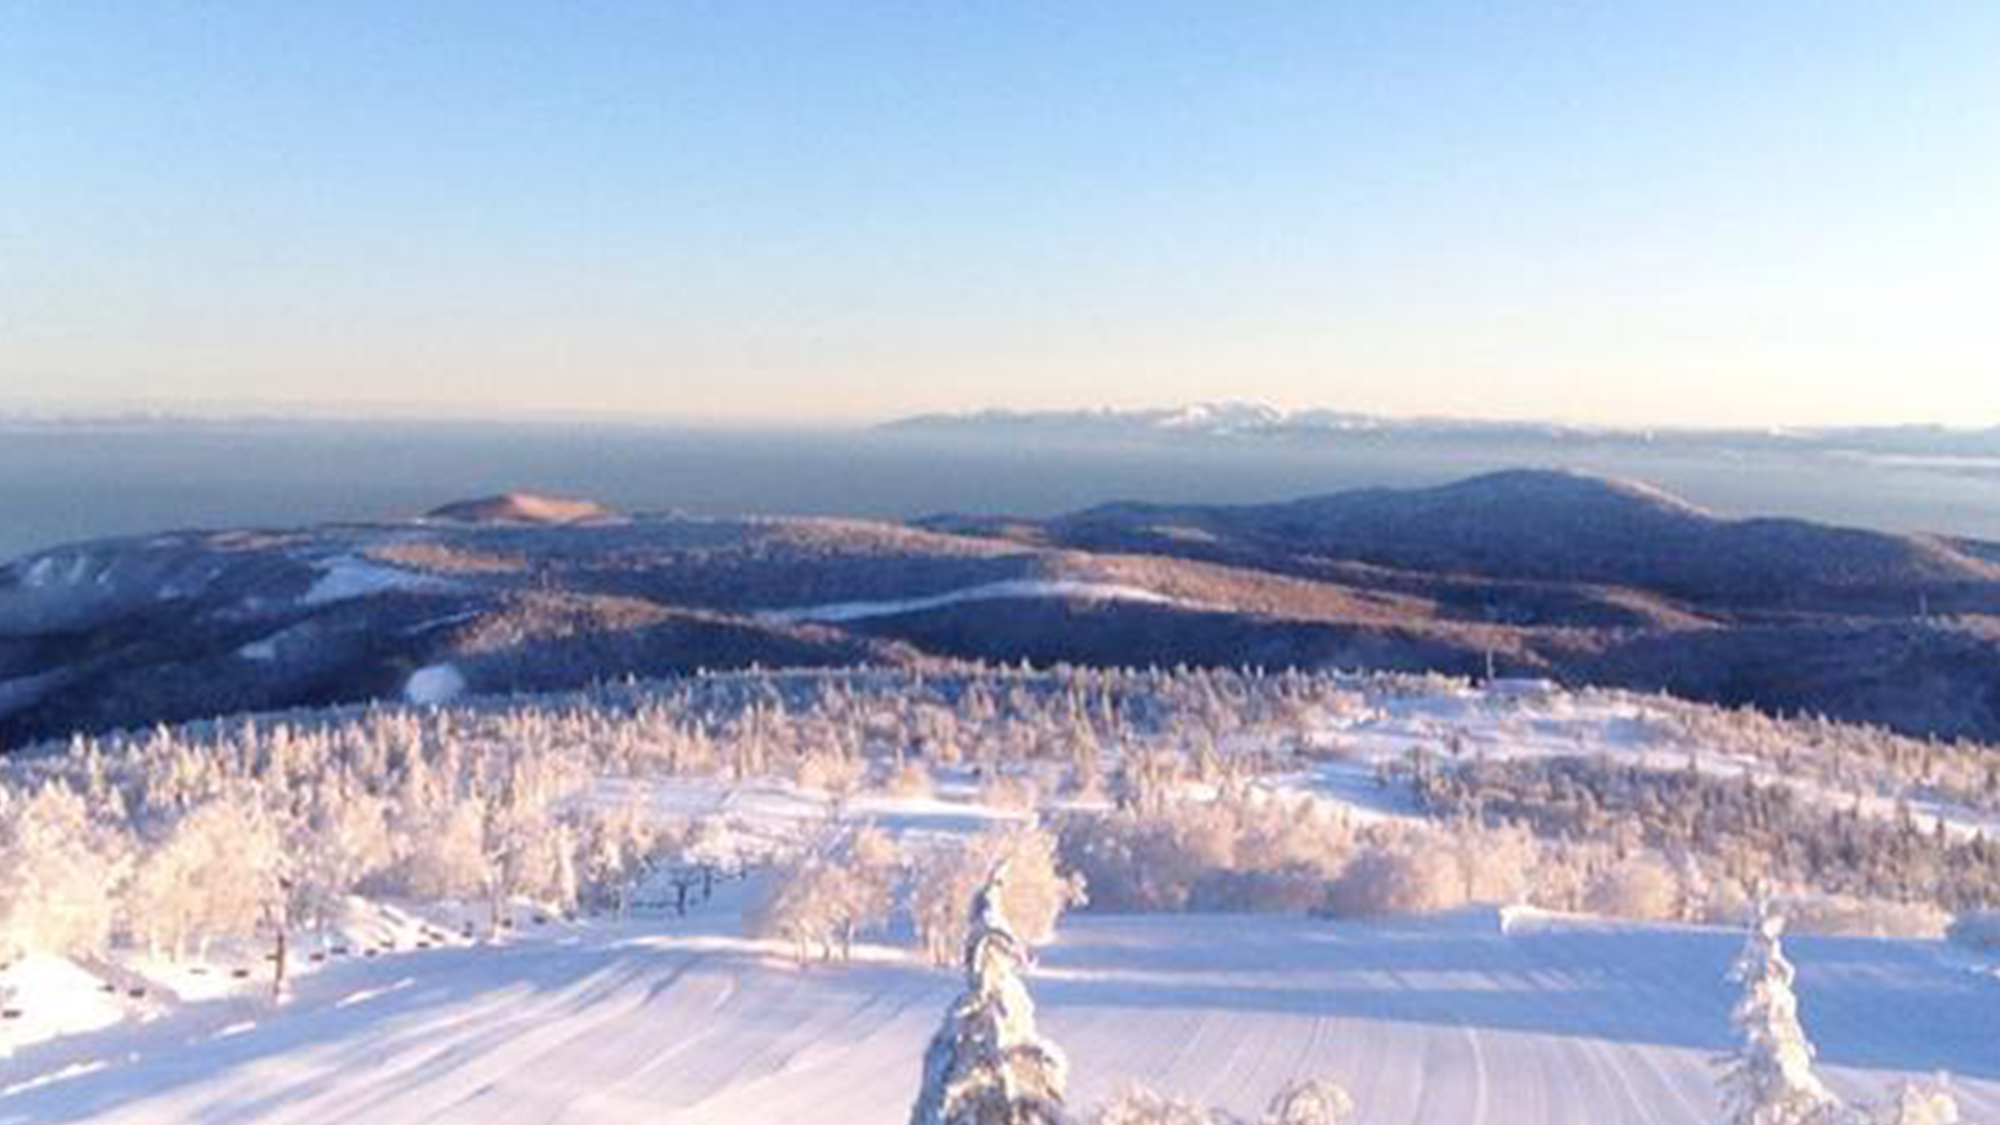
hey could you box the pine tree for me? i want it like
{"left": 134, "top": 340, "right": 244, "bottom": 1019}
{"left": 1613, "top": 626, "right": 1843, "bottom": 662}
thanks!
{"left": 1873, "top": 1080, "right": 1958, "bottom": 1125}
{"left": 910, "top": 865, "right": 1068, "bottom": 1125}
{"left": 1261, "top": 1079, "right": 1353, "bottom": 1125}
{"left": 1721, "top": 909, "right": 1844, "bottom": 1125}
{"left": 0, "top": 784, "right": 125, "bottom": 962}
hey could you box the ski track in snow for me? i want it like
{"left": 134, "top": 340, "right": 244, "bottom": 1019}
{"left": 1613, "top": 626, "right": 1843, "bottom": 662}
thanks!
{"left": 3, "top": 913, "right": 1993, "bottom": 1125}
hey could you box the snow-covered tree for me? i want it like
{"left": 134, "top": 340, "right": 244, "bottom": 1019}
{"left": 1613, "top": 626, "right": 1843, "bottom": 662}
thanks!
{"left": 749, "top": 825, "right": 902, "bottom": 961}
{"left": 748, "top": 847, "right": 846, "bottom": 960}
{"left": 1089, "top": 1077, "right": 1352, "bottom": 1125}
{"left": 1092, "top": 1086, "right": 1213, "bottom": 1125}
{"left": 124, "top": 794, "right": 280, "bottom": 960}
{"left": 837, "top": 825, "right": 902, "bottom": 957}
{"left": 286, "top": 784, "right": 395, "bottom": 931}
{"left": 910, "top": 866, "right": 1068, "bottom": 1125}
{"left": 397, "top": 800, "right": 490, "bottom": 904}
{"left": 573, "top": 803, "right": 665, "bottom": 916}
{"left": 1585, "top": 855, "right": 1683, "bottom": 921}
{"left": 0, "top": 784, "right": 124, "bottom": 960}
{"left": 912, "top": 826, "right": 1083, "bottom": 966}
{"left": 488, "top": 806, "right": 578, "bottom": 922}
{"left": 1872, "top": 1079, "right": 1958, "bottom": 1125}
{"left": 1260, "top": 1079, "right": 1353, "bottom": 1125}
{"left": 1721, "top": 910, "right": 1844, "bottom": 1125}
{"left": 1321, "top": 835, "right": 1465, "bottom": 918}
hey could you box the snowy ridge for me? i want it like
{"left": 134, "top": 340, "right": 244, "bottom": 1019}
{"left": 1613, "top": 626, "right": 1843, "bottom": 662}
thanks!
{"left": 884, "top": 403, "right": 2000, "bottom": 454}
{"left": 882, "top": 402, "right": 1602, "bottom": 440}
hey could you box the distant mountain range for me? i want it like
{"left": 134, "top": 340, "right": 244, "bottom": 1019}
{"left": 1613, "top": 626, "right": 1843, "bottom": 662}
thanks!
{"left": 885, "top": 403, "right": 2000, "bottom": 457}
{"left": 3, "top": 474, "right": 1997, "bottom": 748}
{"left": 920, "top": 468, "right": 2000, "bottom": 603}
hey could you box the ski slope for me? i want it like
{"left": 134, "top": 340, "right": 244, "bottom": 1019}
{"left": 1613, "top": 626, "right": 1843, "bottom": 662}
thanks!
{"left": 3, "top": 905, "right": 1993, "bottom": 1125}
{"left": 4, "top": 672, "right": 1997, "bottom": 1124}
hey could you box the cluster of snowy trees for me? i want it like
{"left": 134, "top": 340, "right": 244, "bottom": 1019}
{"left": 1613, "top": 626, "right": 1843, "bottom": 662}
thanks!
{"left": 1414, "top": 754, "right": 1998, "bottom": 921}
{"left": 1055, "top": 789, "right": 1357, "bottom": 914}
{"left": 1052, "top": 788, "right": 1604, "bottom": 922}
{"left": 7, "top": 663, "right": 1996, "bottom": 968}
{"left": 1092, "top": 1081, "right": 1353, "bottom": 1125}
{"left": 1046, "top": 777, "right": 1965, "bottom": 936}
{"left": 745, "top": 824, "right": 902, "bottom": 961}
{"left": 909, "top": 867, "right": 1353, "bottom": 1125}
{"left": 748, "top": 822, "right": 1085, "bottom": 966}
{"left": 0, "top": 663, "right": 1381, "bottom": 967}
{"left": 0, "top": 711, "right": 692, "bottom": 970}
{"left": 0, "top": 784, "right": 120, "bottom": 961}
{"left": 1661, "top": 699, "right": 2000, "bottom": 816}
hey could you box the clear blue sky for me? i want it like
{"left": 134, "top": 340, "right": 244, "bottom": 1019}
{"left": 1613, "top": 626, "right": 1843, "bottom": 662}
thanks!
{"left": 3, "top": 3, "right": 1996, "bottom": 426}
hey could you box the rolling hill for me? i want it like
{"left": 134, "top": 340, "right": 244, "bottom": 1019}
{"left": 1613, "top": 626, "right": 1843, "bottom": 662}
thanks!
{"left": 2, "top": 473, "right": 1997, "bottom": 748}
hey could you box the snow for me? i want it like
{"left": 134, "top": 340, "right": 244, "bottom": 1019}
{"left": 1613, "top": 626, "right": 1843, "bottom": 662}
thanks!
{"left": 757, "top": 580, "right": 1190, "bottom": 625}
{"left": 403, "top": 664, "right": 467, "bottom": 706}
{"left": 401, "top": 610, "right": 483, "bottom": 636}
{"left": 0, "top": 956, "right": 124, "bottom": 1061}
{"left": 0, "top": 763, "right": 1991, "bottom": 1124}
{"left": 3, "top": 674, "right": 1995, "bottom": 1123}
{"left": 1274, "top": 680, "right": 2000, "bottom": 841}
{"left": 1, "top": 910, "right": 1991, "bottom": 1125}
{"left": 16, "top": 557, "right": 92, "bottom": 591}
{"left": 299, "top": 557, "right": 444, "bottom": 606}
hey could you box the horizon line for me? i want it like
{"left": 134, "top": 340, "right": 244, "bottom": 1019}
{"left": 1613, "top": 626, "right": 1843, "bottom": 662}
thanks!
{"left": 4, "top": 396, "right": 1997, "bottom": 437}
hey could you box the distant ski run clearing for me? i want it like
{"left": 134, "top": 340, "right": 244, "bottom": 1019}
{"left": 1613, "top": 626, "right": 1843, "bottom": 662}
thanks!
{"left": 300, "top": 556, "right": 449, "bottom": 606}
{"left": 756, "top": 579, "right": 1190, "bottom": 624}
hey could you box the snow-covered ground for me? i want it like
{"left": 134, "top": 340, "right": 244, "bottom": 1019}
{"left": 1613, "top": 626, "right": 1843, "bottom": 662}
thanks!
{"left": 1277, "top": 678, "right": 2000, "bottom": 840}
{"left": 4, "top": 672, "right": 1996, "bottom": 1123}
{"left": 2, "top": 902, "right": 1992, "bottom": 1125}
{"left": 3, "top": 767, "right": 1995, "bottom": 1125}
{"left": 402, "top": 663, "right": 468, "bottom": 705}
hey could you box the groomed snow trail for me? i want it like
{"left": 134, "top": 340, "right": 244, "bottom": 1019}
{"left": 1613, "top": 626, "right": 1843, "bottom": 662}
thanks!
{"left": 3, "top": 913, "right": 1991, "bottom": 1125}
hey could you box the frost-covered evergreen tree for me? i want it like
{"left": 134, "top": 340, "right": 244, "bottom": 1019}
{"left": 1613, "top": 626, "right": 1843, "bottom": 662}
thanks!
{"left": 0, "top": 784, "right": 123, "bottom": 960}
{"left": 1721, "top": 910, "right": 1844, "bottom": 1125}
{"left": 837, "top": 825, "right": 901, "bottom": 958}
{"left": 1260, "top": 1079, "right": 1353, "bottom": 1125}
{"left": 1092, "top": 1087, "right": 1211, "bottom": 1125}
{"left": 910, "top": 865, "right": 1068, "bottom": 1125}
{"left": 1872, "top": 1079, "right": 1958, "bottom": 1125}
{"left": 748, "top": 825, "right": 902, "bottom": 961}
{"left": 1088, "top": 1077, "right": 1352, "bottom": 1125}
{"left": 124, "top": 794, "right": 280, "bottom": 960}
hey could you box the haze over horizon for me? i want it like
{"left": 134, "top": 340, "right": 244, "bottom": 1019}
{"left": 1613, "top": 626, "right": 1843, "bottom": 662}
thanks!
{"left": 5, "top": 3, "right": 1998, "bottom": 428}
{"left": 5, "top": 395, "right": 2000, "bottom": 437}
